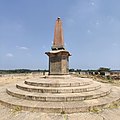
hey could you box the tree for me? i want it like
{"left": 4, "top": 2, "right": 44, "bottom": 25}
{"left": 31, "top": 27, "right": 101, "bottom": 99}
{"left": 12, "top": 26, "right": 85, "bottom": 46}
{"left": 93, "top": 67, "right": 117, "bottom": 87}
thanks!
{"left": 98, "top": 67, "right": 110, "bottom": 72}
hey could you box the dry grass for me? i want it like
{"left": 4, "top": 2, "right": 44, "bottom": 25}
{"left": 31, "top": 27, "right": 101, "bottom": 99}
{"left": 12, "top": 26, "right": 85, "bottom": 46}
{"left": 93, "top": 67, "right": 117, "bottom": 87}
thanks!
{"left": 0, "top": 73, "right": 42, "bottom": 86}
{"left": 75, "top": 73, "right": 120, "bottom": 87}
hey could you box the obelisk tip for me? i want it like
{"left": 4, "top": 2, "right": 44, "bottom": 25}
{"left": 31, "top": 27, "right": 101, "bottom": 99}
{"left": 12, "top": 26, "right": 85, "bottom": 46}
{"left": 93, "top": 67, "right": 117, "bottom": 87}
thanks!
{"left": 57, "top": 17, "right": 60, "bottom": 20}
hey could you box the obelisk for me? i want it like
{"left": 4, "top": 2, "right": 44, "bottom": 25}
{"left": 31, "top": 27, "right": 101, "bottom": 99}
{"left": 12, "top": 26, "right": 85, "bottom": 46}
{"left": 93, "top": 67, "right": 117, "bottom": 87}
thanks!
{"left": 45, "top": 17, "right": 71, "bottom": 75}
{"left": 52, "top": 17, "right": 64, "bottom": 50}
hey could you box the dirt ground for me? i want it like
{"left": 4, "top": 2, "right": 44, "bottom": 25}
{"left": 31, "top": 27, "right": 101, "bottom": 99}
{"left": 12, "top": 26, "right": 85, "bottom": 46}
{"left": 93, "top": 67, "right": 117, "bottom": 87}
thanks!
{"left": 0, "top": 73, "right": 43, "bottom": 86}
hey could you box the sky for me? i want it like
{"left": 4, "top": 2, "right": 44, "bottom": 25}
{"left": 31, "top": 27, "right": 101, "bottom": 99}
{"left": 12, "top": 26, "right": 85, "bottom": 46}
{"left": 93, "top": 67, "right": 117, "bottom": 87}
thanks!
{"left": 0, "top": 0, "right": 120, "bottom": 70}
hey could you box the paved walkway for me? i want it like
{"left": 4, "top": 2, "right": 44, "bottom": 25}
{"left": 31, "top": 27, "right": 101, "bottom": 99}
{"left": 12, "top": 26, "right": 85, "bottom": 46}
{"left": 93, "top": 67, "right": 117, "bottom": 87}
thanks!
{"left": 0, "top": 103, "right": 120, "bottom": 120}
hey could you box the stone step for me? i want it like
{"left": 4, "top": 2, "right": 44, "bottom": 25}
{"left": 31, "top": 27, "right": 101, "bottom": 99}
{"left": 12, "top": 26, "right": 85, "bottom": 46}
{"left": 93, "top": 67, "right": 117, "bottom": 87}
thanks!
{"left": 16, "top": 82, "right": 101, "bottom": 93}
{"left": 24, "top": 78, "right": 93, "bottom": 87}
{"left": 6, "top": 85, "right": 111, "bottom": 102}
{"left": 44, "top": 75, "right": 71, "bottom": 79}
{"left": 0, "top": 86, "right": 120, "bottom": 113}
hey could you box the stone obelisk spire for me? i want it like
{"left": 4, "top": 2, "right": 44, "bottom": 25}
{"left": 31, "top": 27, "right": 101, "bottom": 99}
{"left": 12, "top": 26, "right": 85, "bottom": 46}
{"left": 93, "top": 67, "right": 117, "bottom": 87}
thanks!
{"left": 45, "top": 17, "right": 71, "bottom": 75}
{"left": 52, "top": 17, "right": 65, "bottom": 50}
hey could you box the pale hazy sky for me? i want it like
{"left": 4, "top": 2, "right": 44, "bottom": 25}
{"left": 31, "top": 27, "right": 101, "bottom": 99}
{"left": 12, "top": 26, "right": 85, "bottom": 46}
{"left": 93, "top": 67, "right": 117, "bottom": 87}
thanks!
{"left": 0, "top": 0, "right": 120, "bottom": 70}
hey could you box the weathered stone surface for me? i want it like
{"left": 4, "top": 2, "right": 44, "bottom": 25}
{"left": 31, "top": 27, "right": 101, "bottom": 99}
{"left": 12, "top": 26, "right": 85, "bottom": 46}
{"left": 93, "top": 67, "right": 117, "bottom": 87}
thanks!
{"left": 24, "top": 77, "right": 93, "bottom": 87}
{"left": 0, "top": 103, "right": 120, "bottom": 120}
{"left": 15, "top": 82, "right": 101, "bottom": 93}
{"left": 0, "top": 76, "right": 120, "bottom": 119}
{"left": 45, "top": 18, "right": 71, "bottom": 75}
{"left": 0, "top": 77, "right": 120, "bottom": 114}
{"left": 45, "top": 50, "right": 71, "bottom": 75}
{"left": 6, "top": 84, "right": 110, "bottom": 102}
{"left": 52, "top": 17, "right": 64, "bottom": 50}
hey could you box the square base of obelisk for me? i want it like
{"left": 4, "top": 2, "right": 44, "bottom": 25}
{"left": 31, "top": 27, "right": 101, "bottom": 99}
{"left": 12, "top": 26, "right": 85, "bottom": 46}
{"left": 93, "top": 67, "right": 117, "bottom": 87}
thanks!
{"left": 45, "top": 50, "right": 71, "bottom": 75}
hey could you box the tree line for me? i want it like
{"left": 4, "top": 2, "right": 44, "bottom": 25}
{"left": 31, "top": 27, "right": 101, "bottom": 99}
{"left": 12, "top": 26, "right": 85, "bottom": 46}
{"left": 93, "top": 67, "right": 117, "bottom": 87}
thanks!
{"left": 0, "top": 67, "right": 113, "bottom": 74}
{"left": 0, "top": 69, "right": 48, "bottom": 74}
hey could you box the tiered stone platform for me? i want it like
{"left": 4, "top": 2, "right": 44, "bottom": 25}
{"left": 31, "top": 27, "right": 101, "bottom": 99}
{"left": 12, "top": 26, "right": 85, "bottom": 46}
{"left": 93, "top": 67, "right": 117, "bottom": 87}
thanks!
{"left": 0, "top": 75, "right": 120, "bottom": 113}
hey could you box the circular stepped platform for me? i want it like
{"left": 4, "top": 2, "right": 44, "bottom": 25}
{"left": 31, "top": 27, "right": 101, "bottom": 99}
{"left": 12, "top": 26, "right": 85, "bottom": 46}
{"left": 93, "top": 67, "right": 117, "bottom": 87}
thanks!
{"left": 0, "top": 76, "right": 120, "bottom": 113}
{"left": 6, "top": 85, "right": 110, "bottom": 102}
{"left": 0, "top": 86, "right": 120, "bottom": 113}
{"left": 24, "top": 77, "right": 93, "bottom": 87}
{"left": 15, "top": 82, "right": 101, "bottom": 93}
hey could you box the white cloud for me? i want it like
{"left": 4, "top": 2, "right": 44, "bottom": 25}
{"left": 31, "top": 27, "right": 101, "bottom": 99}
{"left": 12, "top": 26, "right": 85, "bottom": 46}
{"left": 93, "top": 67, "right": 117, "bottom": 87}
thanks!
{"left": 96, "top": 21, "right": 100, "bottom": 25}
{"left": 112, "top": 43, "right": 119, "bottom": 47}
{"left": 87, "top": 29, "right": 91, "bottom": 33}
{"left": 16, "top": 46, "right": 28, "bottom": 50}
{"left": 91, "top": 2, "right": 95, "bottom": 6}
{"left": 90, "top": 0, "right": 96, "bottom": 6}
{"left": 6, "top": 53, "right": 14, "bottom": 57}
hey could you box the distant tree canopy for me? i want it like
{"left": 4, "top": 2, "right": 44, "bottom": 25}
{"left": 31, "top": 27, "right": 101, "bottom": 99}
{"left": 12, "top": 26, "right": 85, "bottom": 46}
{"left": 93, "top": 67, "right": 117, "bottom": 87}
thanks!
{"left": 69, "top": 69, "right": 81, "bottom": 72}
{"left": 0, "top": 67, "right": 112, "bottom": 74}
{"left": 98, "top": 67, "right": 110, "bottom": 72}
{"left": 0, "top": 69, "right": 48, "bottom": 74}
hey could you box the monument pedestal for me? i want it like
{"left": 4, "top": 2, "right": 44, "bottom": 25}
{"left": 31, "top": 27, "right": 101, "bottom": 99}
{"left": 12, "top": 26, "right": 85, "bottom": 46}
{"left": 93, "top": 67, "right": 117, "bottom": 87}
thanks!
{"left": 0, "top": 17, "right": 120, "bottom": 114}
{"left": 45, "top": 50, "right": 71, "bottom": 75}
